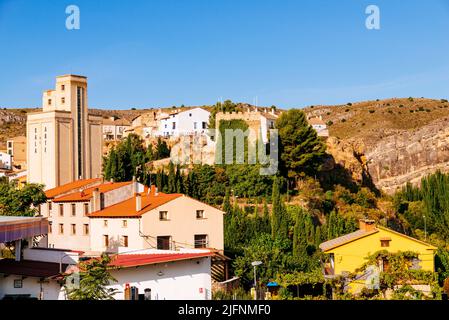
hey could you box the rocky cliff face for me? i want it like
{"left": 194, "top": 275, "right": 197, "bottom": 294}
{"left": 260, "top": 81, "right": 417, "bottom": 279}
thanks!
{"left": 324, "top": 117, "right": 449, "bottom": 194}
{"left": 364, "top": 118, "right": 449, "bottom": 194}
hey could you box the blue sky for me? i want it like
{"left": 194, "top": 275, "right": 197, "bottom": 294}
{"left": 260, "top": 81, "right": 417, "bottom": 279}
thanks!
{"left": 0, "top": 0, "right": 449, "bottom": 109}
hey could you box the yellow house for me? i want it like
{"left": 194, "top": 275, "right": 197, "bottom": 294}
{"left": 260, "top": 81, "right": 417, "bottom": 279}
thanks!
{"left": 319, "top": 219, "right": 437, "bottom": 293}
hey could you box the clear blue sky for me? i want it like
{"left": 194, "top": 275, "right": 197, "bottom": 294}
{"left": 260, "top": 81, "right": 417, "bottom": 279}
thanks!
{"left": 1, "top": 0, "right": 449, "bottom": 109}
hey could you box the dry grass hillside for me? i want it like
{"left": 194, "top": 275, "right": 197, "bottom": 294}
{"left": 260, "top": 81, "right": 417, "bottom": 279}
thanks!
{"left": 304, "top": 97, "right": 449, "bottom": 147}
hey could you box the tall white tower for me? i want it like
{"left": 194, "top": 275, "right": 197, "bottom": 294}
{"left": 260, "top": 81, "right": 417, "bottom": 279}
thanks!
{"left": 27, "top": 75, "right": 103, "bottom": 189}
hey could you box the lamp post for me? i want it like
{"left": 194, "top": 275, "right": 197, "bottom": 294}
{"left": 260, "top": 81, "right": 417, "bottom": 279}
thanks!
{"left": 251, "top": 261, "right": 262, "bottom": 300}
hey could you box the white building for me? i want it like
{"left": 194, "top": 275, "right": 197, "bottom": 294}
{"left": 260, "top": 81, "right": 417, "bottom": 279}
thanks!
{"left": 107, "top": 249, "right": 213, "bottom": 300}
{"left": 0, "top": 152, "right": 12, "bottom": 170}
{"left": 102, "top": 116, "right": 131, "bottom": 141}
{"left": 39, "top": 179, "right": 224, "bottom": 254}
{"left": 308, "top": 116, "right": 329, "bottom": 137}
{"left": 27, "top": 75, "right": 103, "bottom": 190}
{"left": 158, "top": 107, "right": 210, "bottom": 137}
{"left": 0, "top": 247, "right": 215, "bottom": 300}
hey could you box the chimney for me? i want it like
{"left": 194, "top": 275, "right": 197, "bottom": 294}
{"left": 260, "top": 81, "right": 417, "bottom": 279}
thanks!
{"left": 132, "top": 176, "right": 137, "bottom": 194}
{"left": 92, "top": 188, "right": 101, "bottom": 212}
{"left": 135, "top": 193, "right": 142, "bottom": 212}
{"left": 271, "top": 107, "right": 275, "bottom": 115}
{"left": 359, "top": 219, "right": 376, "bottom": 232}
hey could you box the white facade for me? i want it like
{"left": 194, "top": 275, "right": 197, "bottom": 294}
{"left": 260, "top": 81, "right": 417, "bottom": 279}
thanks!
{"left": 89, "top": 194, "right": 224, "bottom": 254}
{"left": 102, "top": 117, "right": 130, "bottom": 141}
{"left": 0, "top": 152, "right": 12, "bottom": 170}
{"left": 0, "top": 247, "right": 212, "bottom": 300}
{"left": 109, "top": 255, "right": 212, "bottom": 300}
{"left": 158, "top": 108, "right": 210, "bottom": 137}
{"left": 27, "top": 75, "right": 103, "bottom": 190}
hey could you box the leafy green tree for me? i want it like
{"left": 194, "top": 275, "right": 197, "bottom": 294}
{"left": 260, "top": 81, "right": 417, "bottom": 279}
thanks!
{"left": 0, "top": 181, "right": 47, "bottom": 216}
{"left": 276, "top": 109, "right": 326, "bottom": 181}
{"left": 66, "top": 253, "right": 118, "bottom": 300}
{"left": 155, "top": 138, "right": 170, "bottom": 159}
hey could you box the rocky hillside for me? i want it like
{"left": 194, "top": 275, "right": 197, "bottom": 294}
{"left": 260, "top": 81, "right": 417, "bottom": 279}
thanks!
{"left": 305, "top": 97, "right": 449, "bottom": 194}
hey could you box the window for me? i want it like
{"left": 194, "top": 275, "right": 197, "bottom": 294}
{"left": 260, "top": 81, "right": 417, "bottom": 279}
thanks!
{"left": 71, "top": 204, "right": 76, "bottom": 216}
{"left": 7, "top": 141, "right": 12, "bottom": 148}
{"left": 122, "top": 220, "right": 127, "bottom": 228}
{"left": 193, "top": 122, "right": 197, "bottom": 129}
{"left": 121, "top": 236, "right": 128, "bottom": 247}
{"left": 49, "top": 222, "right": 52, "bottom": 234}
{"left": 380, "top": 239, "right": 391, "bottom": 247}
{"left": 194, "top": 234, "right": 208, "bottom": 248}
{"left": 61, "top": 84, "right": 65, "bottom": 91}
{"left": 59, "top": 204, "right": 64, "bottom": 216}
{"left": 48, "top": 99, "right": 52, "bottom": 105}
{"left": 61, "top": 97, "right": 65, "bottom": 104}
{"left": 157, "top": 236, "right": 171, "bottom": 250}
{"left": 103, "top": 220, "right": 108, "bottom": 227}
{"left": 83, "top": 203, "right": 89, "bottom": 216}
{"left": 48, "top": 202, "right": 52, "bottom": 211}
{"left": 59, "top": 224, "right": 64, "bottom": 234}
{"left": 103, "top": 235, "right": 109, "bottom": 247}
{"left": 159, "top": 211, "right": 168, "bottom": 221}
{"left": 189, "top": 113, "right": 192, "bottom": 117}
{"left": 196, "top": 210, "right": 205, "bottom": 219}
{"left": 202, "top": 122, "right": 207, "bottom": 129}
{"left": 71, "top": 224, "right": 76, "bottom": 235}
{"left": 172, "top": 122, "right": 176, "bottom": 129}
{"left": 14, "top": 279, "right": 23, "bottom": 288}
{"left": 83, "top": 224, "right": 89, "bottom": 235}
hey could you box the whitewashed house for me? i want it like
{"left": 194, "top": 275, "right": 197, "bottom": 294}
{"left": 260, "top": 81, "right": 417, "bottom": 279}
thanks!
{"left": 0, "top": 152, "right": 12, "bottom": 170}
{"left": 158, "top": 107, "right": 210, "bottom": 137}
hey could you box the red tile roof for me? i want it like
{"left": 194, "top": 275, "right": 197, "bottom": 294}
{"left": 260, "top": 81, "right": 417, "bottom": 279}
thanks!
{"left": 0, "top": 259, "right": 66, "bottom": 278}
{"left": 53, "top": 181, "right": 132, "bottom": 202}
{"left": 88, "top": 189, "right": 182, "bottom": 217}
{"left": 109, "top": 252, "right": 213, "bottom": 268}
{"left": 45, "top": 178, "right": 101, "bottom": 199}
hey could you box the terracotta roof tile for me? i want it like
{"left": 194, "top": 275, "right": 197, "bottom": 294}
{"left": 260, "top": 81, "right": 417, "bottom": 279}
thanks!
{"left": 88, "top": 190, "right": 182, "bottom": 217}
{"left": 45, "top": 178, "right": 101, "bottom": 199}
{"left": 53, "top": 181, "right": 132, "bottom": 202}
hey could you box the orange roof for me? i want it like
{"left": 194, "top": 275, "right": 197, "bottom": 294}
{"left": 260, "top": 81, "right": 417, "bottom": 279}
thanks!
{"left": 45, "top": 178, "right": 101, "bottom": 199}
{"left": 53, "top": 181, "right": 132, "bottom": 202}
{"left": 88, "top": 190, "right": 182, "bottom": 218}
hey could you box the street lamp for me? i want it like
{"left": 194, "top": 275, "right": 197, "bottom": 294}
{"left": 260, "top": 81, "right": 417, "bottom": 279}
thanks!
{"left": 251, "top": 261, "right": 262, "bottom": 300}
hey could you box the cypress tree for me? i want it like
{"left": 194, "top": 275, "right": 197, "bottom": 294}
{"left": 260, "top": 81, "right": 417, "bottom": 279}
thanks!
{"left": 271, "top": 177, "right": 288, "bottom": 240}
{"left": 223, "top": 188, "right": 232, "bottom": 214}
{"left": 167, "top": 162, "right": 176, "bottom": 193}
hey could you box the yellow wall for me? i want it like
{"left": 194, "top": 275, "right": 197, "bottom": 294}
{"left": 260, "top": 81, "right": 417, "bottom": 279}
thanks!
{"left": 326, "top": 227, "right": 436, "bottom": 275}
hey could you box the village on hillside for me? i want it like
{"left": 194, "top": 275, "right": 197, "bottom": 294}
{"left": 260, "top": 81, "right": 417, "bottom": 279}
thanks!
{"left": 1, "top": 75, "right": 448, "bottom": 301}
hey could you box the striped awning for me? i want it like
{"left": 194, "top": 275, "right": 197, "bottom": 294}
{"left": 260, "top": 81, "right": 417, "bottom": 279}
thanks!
{"left": 0, "top": 216, "right": 48, "bottom": 243}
